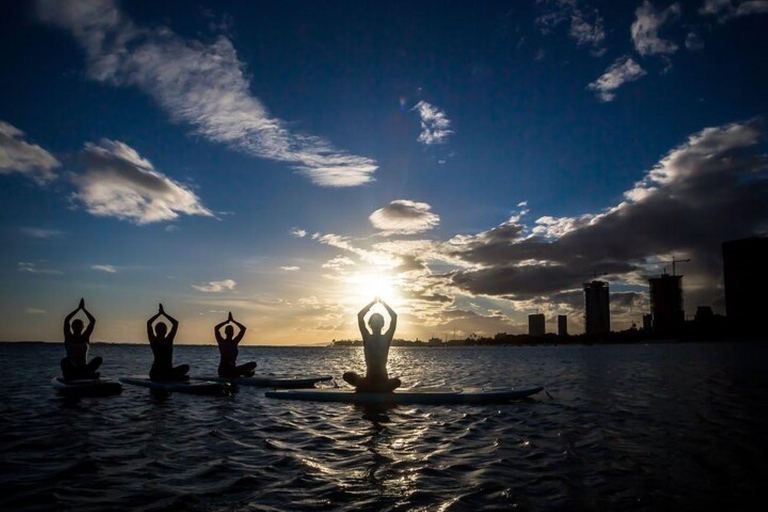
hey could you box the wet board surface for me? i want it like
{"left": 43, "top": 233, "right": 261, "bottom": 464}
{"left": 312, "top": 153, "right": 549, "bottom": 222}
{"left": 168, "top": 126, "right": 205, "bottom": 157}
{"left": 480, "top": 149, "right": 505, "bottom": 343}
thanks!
{"left": 265, "top": 386, "right": 544, "bottom": 405}
{"left": 195, "top": 374, "right": 333, "bottom": 388}
{"left": 51, "top": 377, "right": 123, "bottom": 397}
{"left": 120, "top": 376, "right": 229, "bottom": 395}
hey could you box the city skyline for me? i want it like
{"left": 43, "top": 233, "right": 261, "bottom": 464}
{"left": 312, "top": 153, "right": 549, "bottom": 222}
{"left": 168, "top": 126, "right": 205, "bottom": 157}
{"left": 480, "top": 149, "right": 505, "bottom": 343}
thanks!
{"left": 1, "top": 0, "right": 767, "bottom": 344}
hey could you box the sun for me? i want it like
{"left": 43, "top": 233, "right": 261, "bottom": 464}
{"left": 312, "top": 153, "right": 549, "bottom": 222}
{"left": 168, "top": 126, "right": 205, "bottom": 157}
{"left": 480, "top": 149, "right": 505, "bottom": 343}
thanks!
{"left": 344, "top": 270, "right": 402, "bottom": 306}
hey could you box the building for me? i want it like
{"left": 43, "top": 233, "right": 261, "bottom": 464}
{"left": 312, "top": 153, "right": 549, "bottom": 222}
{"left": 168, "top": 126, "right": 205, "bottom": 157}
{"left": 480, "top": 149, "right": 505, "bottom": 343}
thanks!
{"left": 528, "top": 314, "right": 545, "bottom": 337}
{"left": 584, "top": 280, "right": 610, "bottom": 335}
{"left": 649, "top": 273, "right": 684, "bottom": 335}
{"left": 557, "top": 315, "right": 568, "bottom": 336}
{"left": 642, "top": 313, "right": 653, "bottom": 332}
{"left": 723, "top": 237, "right": 768, "bottom": 337}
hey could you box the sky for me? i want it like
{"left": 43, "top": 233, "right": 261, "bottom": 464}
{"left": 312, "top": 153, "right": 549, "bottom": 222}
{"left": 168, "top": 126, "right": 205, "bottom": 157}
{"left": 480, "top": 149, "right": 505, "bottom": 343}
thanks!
{"left": 1, "top": 0, "right": 766, "bottom": 344}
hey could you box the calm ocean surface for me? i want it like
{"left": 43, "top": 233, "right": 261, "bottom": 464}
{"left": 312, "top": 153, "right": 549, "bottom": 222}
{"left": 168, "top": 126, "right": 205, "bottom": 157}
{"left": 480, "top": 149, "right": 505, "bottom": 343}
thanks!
{"left": 2, "top": 342, "right": 767, "bottom": 511}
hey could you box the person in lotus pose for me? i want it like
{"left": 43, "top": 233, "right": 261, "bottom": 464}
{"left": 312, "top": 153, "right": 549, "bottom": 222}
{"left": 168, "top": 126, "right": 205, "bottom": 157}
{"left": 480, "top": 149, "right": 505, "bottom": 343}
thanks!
{"left": 147, "top": 304, "right": 189, "bottom": 381}
{"left": 61, "top": 298, "right": 102, "bottom": 380}
{"left": 343, "top": 297, "right": 401, "bottom": 393}
{"left": 214, "top": 312, "right": 256, "bottom": 378}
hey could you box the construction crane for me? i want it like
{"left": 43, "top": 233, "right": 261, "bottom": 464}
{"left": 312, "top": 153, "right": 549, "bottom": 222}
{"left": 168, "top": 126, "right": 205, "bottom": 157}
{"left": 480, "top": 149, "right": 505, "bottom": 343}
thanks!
{"left": 658, "top": 256, "right": 691, "bottom": 276}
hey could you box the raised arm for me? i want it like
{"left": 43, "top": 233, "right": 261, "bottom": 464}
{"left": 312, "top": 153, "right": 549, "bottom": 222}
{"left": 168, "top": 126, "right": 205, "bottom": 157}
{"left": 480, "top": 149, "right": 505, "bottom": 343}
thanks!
{"left": 357, "top": 299, "right": 376, "bottom": 337}
{"left": 63, "top": 300, "right": 82, "bottom": 338}
{"left": 163, "top": 305, "right": 180, "bottom": 340}
{"left": 81, "top": 301, "right": 96, "bottom": 338}
{"left": 147, "top": 307, "right": 163, "bottom": 341}
{"left": 229, "top": 313, "right": 247, "bottom": 343}
{"left": 381, "top": 299, "right": 398, "bottom": 340}
{"left": 214, "top": 317, "right": 229, "bottom": 342}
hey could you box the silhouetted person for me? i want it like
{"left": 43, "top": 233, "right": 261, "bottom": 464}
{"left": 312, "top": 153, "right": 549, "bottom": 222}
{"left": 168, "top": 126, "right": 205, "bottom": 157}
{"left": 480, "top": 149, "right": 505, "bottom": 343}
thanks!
{"left": 215, "top": 312, "right": 256, "bottom": 378}
{"left": 343, "top": 298, "right": 401, "bottom": 393}
{"left": 147, "top": 304, "right": 189, "bottom": 381}
{"left": 61, "top": 298, "right": 102, "bottom": 380}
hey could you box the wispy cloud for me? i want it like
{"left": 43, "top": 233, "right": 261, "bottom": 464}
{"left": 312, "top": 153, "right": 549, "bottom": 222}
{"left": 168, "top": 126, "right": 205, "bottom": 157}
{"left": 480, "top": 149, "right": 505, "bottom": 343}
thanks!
{"left": 536, "top": 0, "right": 606, "bottom": 54}
{"left": 25, "top": 307, "right": 47, "bottom": 314}
{"left": 0, "top": 120, "right": 60, "bottom": 184}
{"left": 280, "top": 266, "right": 301, "bottom": 271}
{"left": 587, "top": 56, "right": 647, "bottom": 102}
{"left": 91, "top": 264, "right": 117, "bottom": 273}
{"left": 412, "top": 101, "right": 453, "bottom": 145}
{"left": 290, "top": 228, "right": 307, "bottom": 238}
{"left": 631, "top": 1, "right": 681, "bottom": 56}
{"left": 35, "top": 0, "right": 378, "bottom": 187}
{"left": 18, "top": 261, "right": 62, "bottom": 275}
{"left": 700, "top": 0, "right": 768, "bottom": 21}
{"left": 71, "top": 139, "right": 213, "bottom": 224}
{"left": 685, "top": 32, "right": 705, "bottom": 50}
{"left": 192, "top": 279, "right": 237, "bottom": 293}
{"left": 21, "top": 227, "right": 64, "bottom": 239}
{"left": 369, "top": 200, "right": 441, "bottom": 235}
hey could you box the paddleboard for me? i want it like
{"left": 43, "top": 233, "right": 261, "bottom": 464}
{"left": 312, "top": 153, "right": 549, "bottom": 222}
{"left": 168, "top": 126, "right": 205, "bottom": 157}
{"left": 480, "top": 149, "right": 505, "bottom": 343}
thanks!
{"left": 265, "top": 386, "right": 543, "bottom": 405}
{"left": 195, "top": 374, "right": 333, "bottom": 388}
{"left": 120, "top": 376, "right": 230, "bottom": 395}
{"left": 51, "top": 377, "right": 123, "bottom": 397}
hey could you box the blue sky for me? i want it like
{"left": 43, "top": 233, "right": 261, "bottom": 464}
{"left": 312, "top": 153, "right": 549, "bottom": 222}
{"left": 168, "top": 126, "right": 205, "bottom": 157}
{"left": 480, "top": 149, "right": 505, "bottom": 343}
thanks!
{"left": 1, "top": 0, "right": 766, "bottom": 343}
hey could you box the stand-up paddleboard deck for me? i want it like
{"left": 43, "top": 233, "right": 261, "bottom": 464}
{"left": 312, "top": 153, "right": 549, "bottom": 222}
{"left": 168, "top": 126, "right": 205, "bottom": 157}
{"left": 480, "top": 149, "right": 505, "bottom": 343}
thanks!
{"left": 120, "top": 376, "right": 230, "bottom": 395}
{"left": 265, "top": 386, "right": 543, "bottom": 405}
{"left": 51, "top": 377, "right": 123, "bottom": 397}
{"left": 195, "top": 374, "right": 333, "bottom": 388}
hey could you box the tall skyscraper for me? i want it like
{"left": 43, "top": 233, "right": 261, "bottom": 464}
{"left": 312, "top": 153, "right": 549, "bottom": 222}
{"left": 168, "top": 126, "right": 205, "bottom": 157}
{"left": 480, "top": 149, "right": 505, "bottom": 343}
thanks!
{"left": 558, "top": 315, "right": 568, "bottom": 336}
{"left": 584, "top": 280, "right": 610, "bottom": 335}
{"left": 528, "top": 313, "right": 545, "bottom": 337}
{"left": 649, "top": 273, "right": 684, "bottom": 335}
{"left": 723, "top": 237, "right": 768, "bottom": 336}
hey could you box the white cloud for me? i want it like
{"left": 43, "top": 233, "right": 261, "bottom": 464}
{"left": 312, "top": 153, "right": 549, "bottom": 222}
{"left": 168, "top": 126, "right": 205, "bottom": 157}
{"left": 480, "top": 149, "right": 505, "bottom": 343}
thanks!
{"left": 18, "top": 261, "right": 62, "bottom": 275}
{"left": 91, "top": 264, "right": 117, "bottom": 273}
{"left": 25, "top": 308, "right": 47, "bottom": 314}
{"left": 587, "top": 56, "right": 647, "bottom": 102}
{"left": 21, "top": 227, "right": 64, "bottom": 239}
{"left": 280, "top": 266, "right": 301, "bottom": 271}
{"left": 192, "top": 279, "right": 237, "bottom": 292}
{"left": 685, "top": 32, "right": 705, "bottom": 50}
{"left": 700, "top": 0, "right": 768, "bottom": 21}
{"left": 0, "top": 120, "right": 60, "bottom": 184}
{"left": 35, "top": 0, "right": 377, "bottom": 187}
{"left": 71, "top": 139, "right": 213, "bottom": 224}
{"left": 536, "top": 1, "right": 606, "bottom": 53}
{"left": 290, "top": 228, "right": 307, "bottom": 238}
{"left": 369, "top": 200, "right": 441, "bottom": 235}
{"left": 322, "top": 255, "right": 356, "bottom": 270}
{"left": 631, "top": 1, "right": 681, "bottom": 56}
{"left": 412, "top": 101, "right": 453, "bottom": 145}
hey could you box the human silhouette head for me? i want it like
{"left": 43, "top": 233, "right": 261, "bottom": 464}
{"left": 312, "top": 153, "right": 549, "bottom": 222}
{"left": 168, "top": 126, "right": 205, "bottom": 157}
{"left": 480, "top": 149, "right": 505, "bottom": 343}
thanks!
{"left": 155, "top": 322, "right": 168, "bottom": 337}
{"left": 224, "top": 325, "right": 234, "bottom": 339}
{"left": 368, "top": 313, "right": 385, "bottom": 332}
{"left": 71, "top": 319, "right": 84, "bottom": 335}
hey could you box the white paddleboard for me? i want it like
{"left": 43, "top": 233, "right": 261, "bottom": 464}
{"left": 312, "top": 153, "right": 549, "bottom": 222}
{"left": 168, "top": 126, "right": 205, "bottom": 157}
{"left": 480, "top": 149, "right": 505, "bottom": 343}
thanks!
{"left": 195, "top": 374, "right": 333, "bottom": 388}
{"left": 265, "top": 386, "right": 544, "bottom": 405}
{"left": 51, "top": 377, "right": 123, "bottom": 397}
{"left": 120, "top": 375, "right": 230, "bottom": 395}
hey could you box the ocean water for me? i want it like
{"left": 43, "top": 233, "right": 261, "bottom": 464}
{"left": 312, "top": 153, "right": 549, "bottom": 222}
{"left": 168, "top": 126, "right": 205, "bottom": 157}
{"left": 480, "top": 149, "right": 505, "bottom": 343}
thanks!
{"left": 1, "top": 341, "right": 767, "bottom": 511}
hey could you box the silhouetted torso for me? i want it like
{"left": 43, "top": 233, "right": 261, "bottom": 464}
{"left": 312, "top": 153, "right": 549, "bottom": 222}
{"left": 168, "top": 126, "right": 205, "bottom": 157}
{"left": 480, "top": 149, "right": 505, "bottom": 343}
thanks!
{"left": 150, "top": 336, "right": 174, "bottom": 374}
{"left": 64, "top": 333, "right": 89, "bottom": 367}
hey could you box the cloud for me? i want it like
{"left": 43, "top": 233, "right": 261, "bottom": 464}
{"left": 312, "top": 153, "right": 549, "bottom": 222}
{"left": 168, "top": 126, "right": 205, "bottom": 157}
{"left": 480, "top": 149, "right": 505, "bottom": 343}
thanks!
{"left": 280, "top": 266, "right": 301, "bottom": 271}
{"left": 536, "top": 0, "right": 606, "bottom": 53}
{"left": 35, "top": 0, "right": 377, "bottom": 187}
{"left": 322, "top": 255, "right": 356, "bottom": 270}
{"left": 369, "top": 200, "right": 441, "bottom": 235}
{"left": 587, "top": 56, "right": 647, "bottom": 102}
{"left": 290, "top": 228, "right": 307, "bottom": 238}
{"left": 700, "top": 0, "right": 768, "bottom": 21}
{"left": 192, "top": 279, "right": 237, "bottom": 292}
{"left": 91, "top": 264, "right": 117, "bottom": 273}
{"left": 685, "top": 32, "right": 705, "bottom": 50}
{"left": 631, "top": 1, "right": 681, "bottom": 56}
{"left": 412, "top": 101, "right": 453, "bottom": 145}
{"left": 0, "top": 120, "right": 60, "bottom": 184}
{"left": 18, "top": 261, "right": 62, "bottom": 275}
{"left": 21, "top": 227, "right": 64, "bottom": 239}
{"left": 25, "top": 308, "right": 47, "bottom": 314}
{"left": 70, "top": 139, "right": 213, "bottom": 224}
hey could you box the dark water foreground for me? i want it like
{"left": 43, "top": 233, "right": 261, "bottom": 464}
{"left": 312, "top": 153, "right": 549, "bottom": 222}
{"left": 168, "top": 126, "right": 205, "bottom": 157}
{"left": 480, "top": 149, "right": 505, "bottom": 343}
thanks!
{"left": 1, "top": 342, "right": 767, "bottom": 511}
